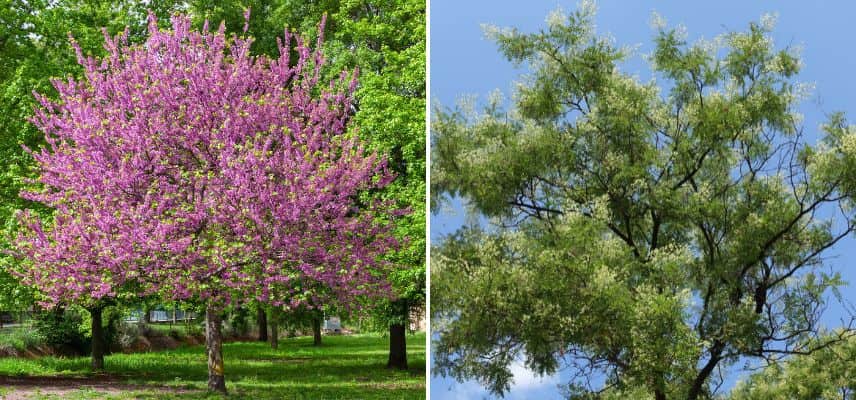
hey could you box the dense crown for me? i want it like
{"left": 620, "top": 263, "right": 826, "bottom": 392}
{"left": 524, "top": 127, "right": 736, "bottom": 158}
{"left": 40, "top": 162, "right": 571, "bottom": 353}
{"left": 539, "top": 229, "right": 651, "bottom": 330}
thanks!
{"left": 12, "top": 12, "right": 404, "bottom": 309}
{"left": 432, "top": 4, "right": 856, "bottom": 400}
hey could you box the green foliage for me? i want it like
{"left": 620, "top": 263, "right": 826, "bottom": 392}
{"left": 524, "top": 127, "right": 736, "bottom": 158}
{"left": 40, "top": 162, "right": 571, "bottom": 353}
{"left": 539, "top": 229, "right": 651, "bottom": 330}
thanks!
{"left": 432, "top": 4, "right": 856, "bottom": 399}
{"left": 729, "top": 332, "right": 856, "bottom": 400}
{"left": 271, "top": 307, "right": 320, "bottom": 337}
{"left": 358, "top": 298, "right": 415, "bottom": 333}
{"left": 114, "top": 320, "right": 144, "bottom": 350}
{"left": 224, "top": 306, "right": 250, "bottom": 338}
{"left": 0, "top": 333, "right": 426, "bottom": 399}
{"left": 341, "top": 0, "right": 426, "bottom": 327}
{"left": 0, "top": 325, "right": 44, "bottom": 352}
{"left": 32, "top": 308, "right": 86, "bottom": 351}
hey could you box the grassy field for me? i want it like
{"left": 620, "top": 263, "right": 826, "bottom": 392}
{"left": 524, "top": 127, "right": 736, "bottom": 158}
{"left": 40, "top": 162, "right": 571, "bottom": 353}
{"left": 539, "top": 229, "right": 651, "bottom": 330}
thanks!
{"left": 0, "top": 333, "right": 426, "bottom": 399}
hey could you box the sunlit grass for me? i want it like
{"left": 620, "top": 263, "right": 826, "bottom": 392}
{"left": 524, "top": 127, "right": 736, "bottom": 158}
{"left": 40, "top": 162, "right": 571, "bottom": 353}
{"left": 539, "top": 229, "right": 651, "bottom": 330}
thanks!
{"left": 0, "top": 333, "right": 426, "bottom": 399}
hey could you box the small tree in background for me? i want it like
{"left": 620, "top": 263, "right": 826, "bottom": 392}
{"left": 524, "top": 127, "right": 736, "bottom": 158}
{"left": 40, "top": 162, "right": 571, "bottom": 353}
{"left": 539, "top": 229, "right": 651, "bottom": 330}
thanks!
{"left": 13, "top": 10, "right": 404, "bottom": 394}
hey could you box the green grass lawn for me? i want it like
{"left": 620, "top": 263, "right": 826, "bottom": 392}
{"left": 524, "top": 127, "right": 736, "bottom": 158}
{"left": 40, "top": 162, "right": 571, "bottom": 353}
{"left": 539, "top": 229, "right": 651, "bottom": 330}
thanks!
{"left": 0, "top": 333, "right": 426, "bottom": 399}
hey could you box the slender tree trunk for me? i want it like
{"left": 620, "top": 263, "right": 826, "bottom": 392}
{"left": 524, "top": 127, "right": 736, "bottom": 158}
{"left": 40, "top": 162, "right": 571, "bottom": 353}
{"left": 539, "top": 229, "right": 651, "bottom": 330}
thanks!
{"left": 90, "top": 306, "right": 105, "bottom": 371}
{"left": 387, "top": 323, "right": 408, "bottom": 369}
{"left": 312, "top": 315, "right": 322, "bottom": 346}
{"left": 386, "top": 300, "right": 411, "bottom": 369}
{"left": 144, "top": 306, "right": 152, "bottom": 324}
{"left": 269, "top": 308, "right": 279, "bottom": 349}
{"left": 205, "top": 305, "right": 227, "bottom": 394}
{"left": 257, "top": 305, "right": 268, "bottom": 342}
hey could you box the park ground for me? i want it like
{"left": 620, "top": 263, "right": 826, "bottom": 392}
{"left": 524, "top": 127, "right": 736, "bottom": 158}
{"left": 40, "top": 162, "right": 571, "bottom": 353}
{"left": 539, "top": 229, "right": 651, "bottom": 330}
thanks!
{"left": 0, "top": 332, "right": 425, "bottom": 399}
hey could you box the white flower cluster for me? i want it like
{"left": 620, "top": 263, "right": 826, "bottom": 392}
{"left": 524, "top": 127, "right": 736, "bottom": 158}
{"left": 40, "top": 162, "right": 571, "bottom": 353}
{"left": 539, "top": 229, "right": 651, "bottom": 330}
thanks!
{"left": 545, "top": 7, "right": 568, "bottom": 30}
{"left": 760, "top": 12, "right": 778, "bottom": 31}
{"left": 649, "top": 11, "right": 667, "bottom": 31}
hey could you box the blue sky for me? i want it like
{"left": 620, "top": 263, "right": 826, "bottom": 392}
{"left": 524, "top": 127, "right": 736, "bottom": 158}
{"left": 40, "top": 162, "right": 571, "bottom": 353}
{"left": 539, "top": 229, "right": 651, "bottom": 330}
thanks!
{"left": 429, "top": 1, "right": 856, "bottom": 398}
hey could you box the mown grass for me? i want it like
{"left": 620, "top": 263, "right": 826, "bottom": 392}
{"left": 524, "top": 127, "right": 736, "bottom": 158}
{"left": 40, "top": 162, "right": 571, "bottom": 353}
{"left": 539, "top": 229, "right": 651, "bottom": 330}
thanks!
{"left": 0, "top": 333, "right": 426, "bottom": 399}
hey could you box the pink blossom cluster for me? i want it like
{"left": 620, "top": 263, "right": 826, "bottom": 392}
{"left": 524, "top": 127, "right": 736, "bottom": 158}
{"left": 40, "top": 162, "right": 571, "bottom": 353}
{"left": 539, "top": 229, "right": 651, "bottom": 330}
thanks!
{"left": 12, "top": 12, "right": 404, "bottom": 310}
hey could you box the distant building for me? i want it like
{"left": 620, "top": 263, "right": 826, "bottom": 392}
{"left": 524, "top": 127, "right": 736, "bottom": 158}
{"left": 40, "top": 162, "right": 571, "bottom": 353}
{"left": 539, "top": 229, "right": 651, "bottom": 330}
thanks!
{"left": 409, "top": 305, "right": 425, "bottom": 332}
{"left": 323, "top": 316, "right": 342, "bottom": 333}
{"left": 126, "top": 307, "right": 195, "bottom": 323}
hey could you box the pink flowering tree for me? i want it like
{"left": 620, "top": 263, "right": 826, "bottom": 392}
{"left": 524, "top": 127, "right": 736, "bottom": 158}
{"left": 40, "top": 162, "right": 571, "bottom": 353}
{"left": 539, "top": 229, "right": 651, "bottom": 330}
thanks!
{"left": 11, "top": 11, "right": 403, "bottom": 393}
{"left": 13, "top": 199, "right": 164, "bottom": 369}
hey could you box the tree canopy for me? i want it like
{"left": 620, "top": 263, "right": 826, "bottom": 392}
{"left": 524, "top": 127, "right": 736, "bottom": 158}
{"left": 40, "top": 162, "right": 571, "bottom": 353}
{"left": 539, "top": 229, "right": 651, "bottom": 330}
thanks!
{"left": 432, "top": 4, "right": 856, "bottom": 399}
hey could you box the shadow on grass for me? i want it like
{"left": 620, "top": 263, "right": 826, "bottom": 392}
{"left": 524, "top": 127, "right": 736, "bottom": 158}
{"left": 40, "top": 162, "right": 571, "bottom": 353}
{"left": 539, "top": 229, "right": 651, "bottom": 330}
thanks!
{"left": 0, "top": 333, "right": 426, "bottom": 400}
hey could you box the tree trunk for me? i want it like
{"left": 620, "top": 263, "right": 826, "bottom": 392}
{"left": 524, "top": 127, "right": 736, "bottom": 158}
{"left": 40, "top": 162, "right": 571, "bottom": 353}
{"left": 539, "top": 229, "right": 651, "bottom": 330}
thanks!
{"left": 686, "top": 341, "right": 724, "bottom": 400}
{"left": 312, "top": 315, "right": 322, "bottom": 346}
{"left": 144, "top": 306, "right": 152, "bottom": 324}
{"left": 90, "top": 306, "right": 105, "bottom": 371}
{"left": 205, "top": 305, "right": 227, "bottom": 394}
{"left": 257, "top": 305, "right": 268, "bottom": 342}
{"left": 387, "top": 323, "right": 408, "bottom": 369}
{"left": 269, "top": 308, "right": 279, "bottom": 349}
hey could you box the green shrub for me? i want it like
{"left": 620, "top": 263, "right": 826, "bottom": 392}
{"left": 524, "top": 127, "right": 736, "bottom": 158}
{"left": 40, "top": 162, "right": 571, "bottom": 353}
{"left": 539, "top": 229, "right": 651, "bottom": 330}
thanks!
{"left": 0, "top": 325, "right": 44, "bottom": 351}
{"left": 31, "top": 308, "right": 86, "bottom": 351}
{"left": 167, "top": 327, "right": 183, "bottom": 340}
{"left": 185, "top": 316, "right": 204, "bottom": 338}
{"left": 224, "top": 306, "right": 250, "bottom": 338}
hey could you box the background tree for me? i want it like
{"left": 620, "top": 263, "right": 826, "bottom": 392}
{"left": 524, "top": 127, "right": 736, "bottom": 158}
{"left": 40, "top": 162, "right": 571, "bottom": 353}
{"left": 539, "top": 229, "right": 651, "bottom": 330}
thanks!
{"left": 256, "top": 302, "right": 268, "bottom": 342}
{"left": 432, "top": 5, "right": 856, "bottom": 399}
{"left": 320, "top": 0, "right": 425, "bottom": 371}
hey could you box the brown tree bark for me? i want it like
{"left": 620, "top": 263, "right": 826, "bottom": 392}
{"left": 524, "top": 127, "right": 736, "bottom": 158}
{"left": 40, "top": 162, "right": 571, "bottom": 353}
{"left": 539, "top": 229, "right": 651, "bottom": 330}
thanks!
{"left": 269, "top": 308, "right": 279, "bottom": 349}
{"left": 313, "top": 314, "right": 322, "bottom": 346}
{"left": 257, "top": 305, "right": 268, "bottom": 342}
{"left": 89, "top": 306, "right": 106, "bottom": 371}
{"left": 387, "top": 323, "right": 408, "bottom": 369}
{"left": 205, "top": 306, "right": 227, "bottom": 394}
